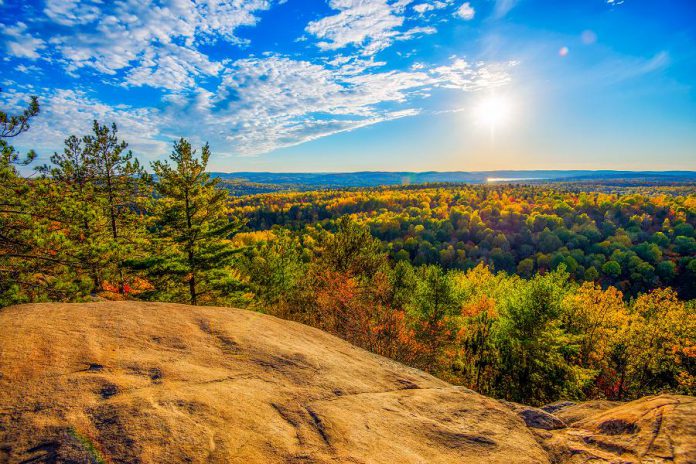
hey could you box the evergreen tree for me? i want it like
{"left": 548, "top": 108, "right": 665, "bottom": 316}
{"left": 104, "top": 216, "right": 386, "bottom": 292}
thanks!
{"left": 0, "top": 89, "right": 39, "bottom": 169}
{"left": 141, "top": 139, "right": 243, "bottom": 305}
{"left": 38, "top": 135, "right": 109, "bottom": 290}
{"left": 83, "top": 121, "right": 150, "bottom": 293}
{"left": 0, "top": 91, "right": 40, "bottom": 304}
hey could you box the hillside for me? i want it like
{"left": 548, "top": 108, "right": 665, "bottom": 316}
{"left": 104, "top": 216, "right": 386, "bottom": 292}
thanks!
{"left": 0, "top": 302, "right": 694, "bottom": 463}
{"left": 210, "top": 170, "right": 696, "bottom": 189}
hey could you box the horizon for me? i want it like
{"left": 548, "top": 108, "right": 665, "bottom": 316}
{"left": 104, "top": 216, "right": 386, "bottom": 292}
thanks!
{"left": 208, "top": 168, "right": 696, "bottom": 174}
{"left": 3, "top": 0, "right": 696, "bottom": 172}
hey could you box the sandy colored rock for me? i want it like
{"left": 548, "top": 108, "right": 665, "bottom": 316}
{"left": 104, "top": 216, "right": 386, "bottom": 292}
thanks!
{"left": 551, "top": 399, "right": 621, "bottom": 425}
{"left": 0, "top": 302, "right": 549, "bottom": 464}
{"left": 2, "top": 302, "right": 694, "bottom": 464}
{"left": 501, "top": 401, "right": 567, "bottom": 430}
{"left": 539, "top": 395, "right": 696, "bottom": 463}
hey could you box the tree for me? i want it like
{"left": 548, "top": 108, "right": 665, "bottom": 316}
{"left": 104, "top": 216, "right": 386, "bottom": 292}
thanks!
{"left": 516, "top": 258, "right": 535, "bottom": 278}
{"left": 84, "top": 121, "right": 150, "bottom": 293}
{"left": 142, "top": 139, "right": 242, "bottom": 305}
{"left": 239, "top": 231, "right": 308, "bottom": 311}
{"left": 319, "top": 217, "right": 387, "bottom": 278}
{"left": 0, "top": 89, "right": 39, "bottom": 169}
{"left": 602, "top": 260, "right": 622, "bottom": 278}
{"left": 562, "top": 282, "right": 627, "bottom": 397}
{"left": 38, "top": 135, "right": 107, "bottom": 290}
{"left": 0, "top": 91, "right": 39, "bottom": 304}
{"left": 456, "top": 295, "right": 499, "bottom": 393}
{"left": 408, "top": 265, "right": 459, "bottom": 369}
{"left": 656, "top": 260, "right": 676, "bottom": 283}
{"left": 494, "top": 268, "right": 588, "bottom": 404}
{"left": 616, "top": 289, "right": 696, "bottom": 399}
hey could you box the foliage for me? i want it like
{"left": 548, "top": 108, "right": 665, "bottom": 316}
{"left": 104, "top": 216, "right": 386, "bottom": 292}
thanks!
{"left": 131, "top": 139, "right": 244, "bottom": 305}
{"left": 229, "top": 183, "right": 696, "bottom": 298}
{"left": 3, "top": 110, "right": 694, "bottom": 405}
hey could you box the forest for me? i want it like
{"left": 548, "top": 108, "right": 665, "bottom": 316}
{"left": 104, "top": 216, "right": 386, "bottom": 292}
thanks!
{"left": 229, "top": 183, "right": 696, "bottom": 299}
{"left": 2, "top": 96, "right": 695, "bottom": 406}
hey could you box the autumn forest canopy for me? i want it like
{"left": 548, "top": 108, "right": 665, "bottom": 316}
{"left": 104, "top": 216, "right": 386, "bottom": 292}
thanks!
{"left": 2, "top": 95, "right": 695, "bottom": 406}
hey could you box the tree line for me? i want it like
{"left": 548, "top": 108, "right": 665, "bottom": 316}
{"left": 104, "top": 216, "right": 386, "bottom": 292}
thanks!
{"left": 236, "top": 220, "right": 695, "bottom": 405}
{"left": 1, "top": 95, "right": 241, "bottom": 306}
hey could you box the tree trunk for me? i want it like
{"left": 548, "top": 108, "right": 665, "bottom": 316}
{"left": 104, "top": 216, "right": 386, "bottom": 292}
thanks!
{"left": 189, "top": 268, "right": 197, "bottom": 306}
{"left": 185, "top": 188, "right": 196, "bottom": 305}
{"left": 104, "top": 162, "right": 124, "bottom": 294}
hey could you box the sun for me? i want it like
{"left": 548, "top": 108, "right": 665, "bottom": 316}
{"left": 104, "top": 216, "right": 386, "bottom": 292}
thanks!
{"left": 473, "top": 95, "right": 514, "bottom": 138}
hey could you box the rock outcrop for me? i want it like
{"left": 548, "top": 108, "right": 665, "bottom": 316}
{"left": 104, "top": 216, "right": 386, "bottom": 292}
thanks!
{"left": 539, "top": 395, "right": 696, "bottom": 463}
{"left": 0, "top": 302, "right": 693, "bottom": 463}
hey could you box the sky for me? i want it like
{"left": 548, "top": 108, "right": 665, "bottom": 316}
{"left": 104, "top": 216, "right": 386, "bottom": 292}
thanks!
{"left": 1, "top": 0, "right": 695, "bottom": 172}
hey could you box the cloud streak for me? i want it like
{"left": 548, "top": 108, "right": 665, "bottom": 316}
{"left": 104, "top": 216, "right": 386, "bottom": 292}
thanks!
{"left": 181, "top": 55, "right": 512, "bottom": 155}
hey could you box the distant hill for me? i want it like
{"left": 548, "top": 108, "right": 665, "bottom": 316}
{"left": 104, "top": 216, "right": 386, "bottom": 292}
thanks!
{"left": 211, "top": 170, "right": 696, "bottom": 191}
{"left": 1, "top": 302, "right": 694, "bottom": 463}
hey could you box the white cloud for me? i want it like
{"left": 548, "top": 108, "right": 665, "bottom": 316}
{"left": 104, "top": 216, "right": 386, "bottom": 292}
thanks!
{"left": 3, "top": 0, "right": 516, "bottom": 160}
{"left": 167, "top": 54, "right": 512, "bottom": 155}
{"left": 492, "top": 0, "right": 517, "bottom": 19}
{"left": 1, "top": 88, "right": 167, "bottom": 162}
{"left": 44, "top": 0, "right": 102, "bottom": 26}
{"left": 413, "top": 1, "right": 451, "bottom": 15}
{"left": 306, "top": 0, "right": 431, "bottom": 55}
{"left": 455, "top": 2, "right": 475, "bottom": 20}
{"left": 3, "top": 51, "right": 512, "bottom": 161}
{"left": 398, "top": 26, "right": 438, "bottom": 40}
{"left": 41, "top": 0, "right": 273, "bottom": 89}
{"left": 123, "top": 44, "right": 223, "bottom": 91}
{"left": 1, "top": 23, "right": 46, "bottom": 60}
{"left": 16, "top": 64, "right": 42, "bottom": 74}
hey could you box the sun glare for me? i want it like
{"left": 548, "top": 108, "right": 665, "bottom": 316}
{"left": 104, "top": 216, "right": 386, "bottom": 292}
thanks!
{"left": 473, "top": 95, "right": 514, "bottom": 139}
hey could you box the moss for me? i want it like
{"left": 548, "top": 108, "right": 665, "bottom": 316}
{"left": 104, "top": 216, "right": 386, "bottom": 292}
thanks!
{"left": 67, "top": 427, "right": 106, "bottom": 464}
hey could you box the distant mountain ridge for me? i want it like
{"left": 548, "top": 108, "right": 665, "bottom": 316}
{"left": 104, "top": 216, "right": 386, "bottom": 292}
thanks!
{"left": 211, "top": 170, "right": 696, "bottom": 188}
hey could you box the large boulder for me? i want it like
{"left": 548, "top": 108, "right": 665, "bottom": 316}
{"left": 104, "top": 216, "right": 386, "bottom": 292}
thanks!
{"left": 2, "top": 302, "right": 694, "bottom": 463}
{"left": 0, "top": 302, "right": 548, "bottom": 463}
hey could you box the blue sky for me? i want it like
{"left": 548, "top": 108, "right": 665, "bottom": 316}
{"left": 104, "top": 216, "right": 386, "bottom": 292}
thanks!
{"left": 2, "top": 0, "right": 695, "bottom": 172}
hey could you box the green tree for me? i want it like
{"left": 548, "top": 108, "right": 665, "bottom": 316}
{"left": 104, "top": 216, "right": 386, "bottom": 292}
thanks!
{"left": 408, "top": 265, "right": 459, "bottom": 369}
{"left": 319, "top": 217, "right": 387, "bottom": 278}
{"left": 84, "top": 121, "right": 150, "bottom": 293}
{"left": 38, "top": 135, "right": 107, "bottom": 291}
{"left": 142, "top": 139, "right": 242, "bottom": 305}
{"left": 656, "top": 260, "right": 676, "bottom": 283}
{"left": 0, "top": 91, "right": 39, "bottom": 305}
{"left": 494, "top": 268, "right": 588, "bottom": 404}
{"left": 674, "top": 236, "right": 696, "bottom": 255}
{"left": 0, "top": 89, "right": 38, "bottom": 169}
{"left": 240, "top": 231, "right": 308, "bottom": 310}
{"left": 602, "top": 260, "right": 622, "bottom": 278}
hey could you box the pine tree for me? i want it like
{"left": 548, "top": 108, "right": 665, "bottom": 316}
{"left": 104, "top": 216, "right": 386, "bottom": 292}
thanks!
{"left": 0, "top": 89, "right": 38, "bottom": 170}
{"left": 141, "top": 139, "right": 243, "bottom": 305}
{"left": 0, "top": 90, "right": 40, "bottom": 304}
{"left": 38, "top": 135, "right": 108, "bottom": 290}
{"left": 83, "top": 121, "right": 151, "bottom": 293}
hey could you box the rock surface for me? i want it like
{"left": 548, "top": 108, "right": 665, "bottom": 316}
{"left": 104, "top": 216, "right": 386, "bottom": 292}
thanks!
{"left": 541, "top": 395, "right": 696, "bottom": 463}
{"left": 501, "top": 402, "right": 567, "bottom": 430}
{"left": 0, "top": 302, "right": 548, "bottom": 463}
{"left": 0, "top": 302, "right": 693, "bottom": 463}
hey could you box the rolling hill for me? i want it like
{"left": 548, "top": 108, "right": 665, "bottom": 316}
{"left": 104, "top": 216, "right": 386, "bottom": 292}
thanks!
{"left": 211, "top": 170, "right": 696, "bottom": 190}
